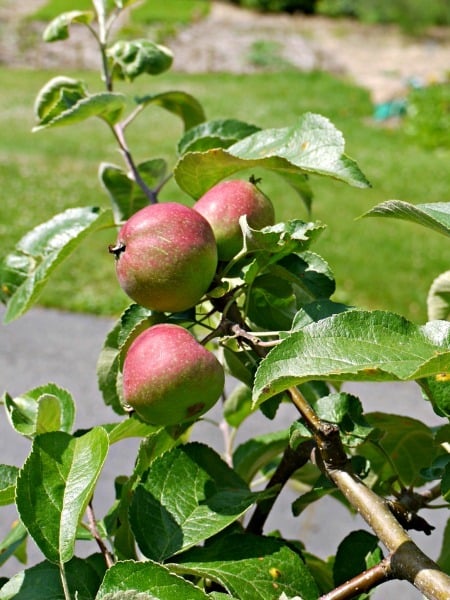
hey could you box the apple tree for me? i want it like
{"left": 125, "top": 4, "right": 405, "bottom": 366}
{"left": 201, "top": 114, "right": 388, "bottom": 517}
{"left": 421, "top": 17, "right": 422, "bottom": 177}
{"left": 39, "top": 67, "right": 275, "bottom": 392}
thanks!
{"left": 0, "top": 1, "right": 449, "bottom": 599}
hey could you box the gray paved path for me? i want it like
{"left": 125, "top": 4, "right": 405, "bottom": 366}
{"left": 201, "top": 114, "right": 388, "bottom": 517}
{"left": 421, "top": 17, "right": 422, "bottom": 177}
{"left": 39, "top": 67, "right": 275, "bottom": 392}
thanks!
{"left": 1, "top": 306, "right": 447, "bottom": 597}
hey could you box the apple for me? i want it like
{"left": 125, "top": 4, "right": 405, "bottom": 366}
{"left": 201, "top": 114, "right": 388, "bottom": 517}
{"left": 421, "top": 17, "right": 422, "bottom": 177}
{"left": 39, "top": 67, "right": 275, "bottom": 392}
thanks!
{"left": 110, "top": 202, "right": 218, "bottom": 313}
{"left": 193, "top": 179, "right": 275, "bottom": 260}
{"left": 122, "top": 323, "right": 224, "bottom": 425}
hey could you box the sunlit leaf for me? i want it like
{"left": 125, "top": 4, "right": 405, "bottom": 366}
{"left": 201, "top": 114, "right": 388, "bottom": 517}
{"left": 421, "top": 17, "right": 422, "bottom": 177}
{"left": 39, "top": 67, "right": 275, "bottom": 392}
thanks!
{"left": 136, "top": 91, "right": 206, "bottom": 131}
{"left": 0, "top": 207, "right": 113, "bottom": 323}
{"left": 3, "top": 383, "right": 75, "bottom": 437}
{"left": 362, "top": 200, "right": 450, "bottom": 237}
{"left": 129, "top": 443, "right": 270, "bottom": 560}
{"left": 16, "top": 429, "right": 109, "bottom": 563}
{"left": 253, "top": 311, "right": 450, "bottom": 406}
{"left": 177, "top": 119, "right": 260, "bottom": 154}
{"left": 170, "top": 533, "right": 319, "bottom": 600}
{"left": 174, "top": 113, "right": 370, "bottom": 199}
{"left": 108, "top": 39, "right": 173, "bottom": 81}
{"left": 43, "top": 11, "right": 94, "bottom": 42}
{"left": 95, "top": 560, "right": 209, "bottom": 599}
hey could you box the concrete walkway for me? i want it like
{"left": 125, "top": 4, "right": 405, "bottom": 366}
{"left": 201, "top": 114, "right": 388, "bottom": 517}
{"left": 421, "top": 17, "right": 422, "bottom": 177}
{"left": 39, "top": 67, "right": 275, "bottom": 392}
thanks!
{"left": 0, "top": 305, "right": 446, "bottom": 597}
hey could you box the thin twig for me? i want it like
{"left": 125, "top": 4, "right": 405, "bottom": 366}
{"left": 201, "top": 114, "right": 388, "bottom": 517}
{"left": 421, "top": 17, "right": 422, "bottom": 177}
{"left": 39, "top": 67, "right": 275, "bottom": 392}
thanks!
{"left": 246, "top": 440, "right": 315, "bottom": 535}
{"left": 86, "top": 501, "right": 115, "bottom": 569}
{"left": 320, "top": 556, "right": 392, "bottom": 600}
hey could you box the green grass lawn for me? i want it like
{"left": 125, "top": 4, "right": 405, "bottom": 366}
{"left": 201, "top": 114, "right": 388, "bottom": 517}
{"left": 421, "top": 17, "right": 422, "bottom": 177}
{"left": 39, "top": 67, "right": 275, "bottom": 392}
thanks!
{"left": 31, "top": 0, "right": 210, "bottom": 25}
{"left": 1, "top": 67, "right": 448, "bottom": 322}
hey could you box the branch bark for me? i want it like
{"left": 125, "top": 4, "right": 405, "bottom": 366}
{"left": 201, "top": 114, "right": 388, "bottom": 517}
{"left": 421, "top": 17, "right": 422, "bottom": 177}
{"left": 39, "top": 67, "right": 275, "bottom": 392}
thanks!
{"left": 328, "top": 467, "right": 450, "bottom": 600}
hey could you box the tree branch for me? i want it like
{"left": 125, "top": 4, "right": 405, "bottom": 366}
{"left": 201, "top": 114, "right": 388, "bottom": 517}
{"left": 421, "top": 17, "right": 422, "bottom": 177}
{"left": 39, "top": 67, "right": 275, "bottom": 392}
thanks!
{"left": 328, "top": 467, "right": 450, "bottom": 600}
{"left": 246, "top": 439, "right": 315, "bottom": 535}
{"left": 320, "top": 556, "right": 392, "bottom": 600}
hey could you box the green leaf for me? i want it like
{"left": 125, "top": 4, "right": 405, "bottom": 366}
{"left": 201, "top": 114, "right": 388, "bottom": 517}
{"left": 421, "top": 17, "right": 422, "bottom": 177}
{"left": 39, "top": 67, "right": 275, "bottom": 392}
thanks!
{"left": 0, "top": 207, "right": 114, "bottom": 323}
{"left": 136, "top": 91, "right": 206, "bottom": 132}
{"left": 33, "top": 92, "right": 126, "bottom": 131}
{"left": 33, "top": 77, "right": 87, "bottom": 123}
{"left": 99, "top": 159, "right": 167, "bottom": 222}
{"left": 129, "top": 442, "right": 268, "bottom": 561}
{"left": 16, "top": 429, "right": 109, "bottom": 563}
{"left": 3, "top": 383, "right": 75, "bottom": 437}
{"left": 170, "top": 533, "right": 319, "bottom": 600}
{"left": 233, "top": 430, "right": 289, "bottom": 483}
{"left": 223, "top": 383, "right": 254, "bottom": 428}
{"left": 428, "top": 270, "right": 450, "bottom": 321}
{"left": 253, "top": 310, "right": 450, "bottom": 406}
{"left": 95, "top": 560, "right": 209, "bottom": 599}
{"left": 313, "top": 393, "right": 374, "bottom": 447}
{"left": 0, "top": 520, "right": 28, "bottom": 568}
{"left": 362, "top": 200, "right": 450, "bottom": 237}
{"left": 0, "top": 554, "right": 106, "bottom": 600}
{"left": 43, "top": 11, "right": 94, "bottom": 42}
{"left": 247, "top": 273, "right": 297, "bottom": 330}
{"left": 359, "top": 413, "right": 438, "bottom": 488}
{"left": 333, "top": 530, "right": 383, "bottom": 588}
{"left": 291, "top": 299, "right": 352, "bottom": 331}
{"left": 107, "top": 40, "right": 173, "bottom": 81}
{"left": 174, "top": 113, "right": 370, "bottom": 199}
{"left": 104, "top": 416, "right": 162, "bottom": 445}
{"left": 420, "top": 374, "right": 450, "bottom": 418}
{"left": 0, "top": 465, "right": 19, "bottom": 506}
{"left": 177, "top": 119, "right": 260, "bottom": 154}
{"left": 438, "top": 518, "right": 450, "bottom": 574}
{"left": 241, "top": 220, "right": 325, "bottom": 263}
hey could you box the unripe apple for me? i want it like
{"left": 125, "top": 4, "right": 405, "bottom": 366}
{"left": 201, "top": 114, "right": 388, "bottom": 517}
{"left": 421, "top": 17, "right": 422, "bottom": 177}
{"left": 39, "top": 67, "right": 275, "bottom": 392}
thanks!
{"left": 110, "top": 203, "right": 218, "bottom": 313}
{"left": 122, "top": 323, "right": 224, "bottom": 425}
{"left": 193, "top": 179, "right": 275, "bottom": 260}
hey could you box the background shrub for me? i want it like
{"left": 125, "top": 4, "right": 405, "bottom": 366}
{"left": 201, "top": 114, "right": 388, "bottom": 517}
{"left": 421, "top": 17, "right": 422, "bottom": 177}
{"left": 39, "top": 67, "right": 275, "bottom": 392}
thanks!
{"left": 404, "top": 82, "right": 450, "bottom": 149}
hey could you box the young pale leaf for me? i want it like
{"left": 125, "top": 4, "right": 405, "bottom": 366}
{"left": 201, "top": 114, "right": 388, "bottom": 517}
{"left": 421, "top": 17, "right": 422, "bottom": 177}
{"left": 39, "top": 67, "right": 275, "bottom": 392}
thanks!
{"left": 0, "top": 465, "right": 19, "bottom": 506}
{"left": 107, "top": 40, "right": 173, "bottom": 81}
{"left": 33, "top": 76, "right": 87, "bottom": 123}
{"left": 428, "top": 270, "right": 450, "bottom": 321}
{"left": 170, "top": 533, "right": 319, "bottom": 600}
{"left": 253, "top": 310, "right": 450, "bottom": 406}
{"left": 241, "top": 218, "right": 324, "bottom": 258}
{"left": 0, "top": 554, "right": 106, "bottom": 600}
{"left": 0, "top": 520, "right": 27, "bottom": 568}
{"left": 43, "top": 11, "right": 94, "bottom": 42}
{"left": 33, "top": 92, "right": 126, "bottom": 131}
{"left": 362, "top": 200, "right": 450, "bottom": 237}
{"left": 136, "top": 91, "right": 206, "bottom": 131}
{"left": 174, "top": 113, "right": 369, "bottom": 198}
{"left": 177, "top": 119, "right": 260, "bottom": 154}
{"left": 0, "top": 207, "right": 113, "bottom": 323}
{"left": 16, "top": 428, "right": 109, "bottom": 564}
{"left": 3, "top": 383, "right": 75, "bottom": 437}
{"left": 95, "top": 560, "right": 209, "bottom": 599}
{"left": 129, "top": 442, "right": 269, "bottom": 561}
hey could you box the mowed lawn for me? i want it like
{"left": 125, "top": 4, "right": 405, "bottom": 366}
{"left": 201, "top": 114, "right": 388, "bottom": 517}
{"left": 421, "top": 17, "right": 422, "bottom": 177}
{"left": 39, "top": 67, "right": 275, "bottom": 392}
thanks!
{"left": 1, "top": 67, "right": 449, "bottom": 321}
